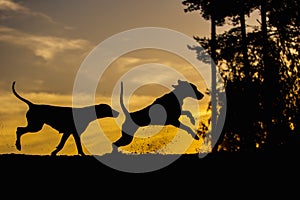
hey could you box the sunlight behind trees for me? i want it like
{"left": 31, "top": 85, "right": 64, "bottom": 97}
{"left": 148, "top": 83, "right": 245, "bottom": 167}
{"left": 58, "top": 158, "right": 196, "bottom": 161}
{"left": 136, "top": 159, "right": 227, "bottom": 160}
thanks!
{"left": 182, "top": 0, "right": 300, "bottom": 152}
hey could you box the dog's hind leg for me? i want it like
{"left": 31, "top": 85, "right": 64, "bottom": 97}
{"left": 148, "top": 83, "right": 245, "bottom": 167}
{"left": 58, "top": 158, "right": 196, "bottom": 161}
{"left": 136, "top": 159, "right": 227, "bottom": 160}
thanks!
{"left": 72, "top": 132, "right": 85, "bottom": 156}
{"left": 113, "top": 131, "right": 133, "bottom": 150}
{"left": 51, "top": 133, "right": 70, "bottom": 156}
{"left": 112, "top": 132, "right": 134, "bottom": 153}
{"left": 113, "top": 131, "right": 135, "bottom": 148}
{"left": 113, "top": 120, "right": 138, "bottom": 149}
{"left": 16, "top": 121, "right": 43, "bottom": 151}
{"left": 113, "top": 124, "right": 138, "bottom": 153}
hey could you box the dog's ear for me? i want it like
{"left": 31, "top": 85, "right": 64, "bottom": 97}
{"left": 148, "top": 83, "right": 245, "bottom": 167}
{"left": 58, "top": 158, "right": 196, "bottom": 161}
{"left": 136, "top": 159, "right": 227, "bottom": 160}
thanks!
{"left": 178, "top": 79, "right": 183, "bottom": 84}
{"left": 173, "top": 80, "right": 184, "bottom": 88}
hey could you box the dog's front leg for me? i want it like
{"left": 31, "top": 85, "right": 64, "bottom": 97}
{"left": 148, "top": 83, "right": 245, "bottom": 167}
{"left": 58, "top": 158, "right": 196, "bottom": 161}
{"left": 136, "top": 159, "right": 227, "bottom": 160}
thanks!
{"left": 51, "top": 133, "right": 70, "bottom": 156}
{"left": 181, "top": 110, "right": 195, "bottom": 125}
{"left": 73, "top": 132, "right": 85, "bottom": 156}
{"left": 179, "top": 122, "right": 199, "bottom": 140}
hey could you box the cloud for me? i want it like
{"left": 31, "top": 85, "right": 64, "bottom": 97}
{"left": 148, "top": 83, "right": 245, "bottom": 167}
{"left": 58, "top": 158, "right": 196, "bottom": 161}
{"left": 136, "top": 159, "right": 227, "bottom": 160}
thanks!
{"left": 0, "top": 0, "right": 55, "bottom": 23}
{"left": 0, "top": 0, "right": 27, "bottom": 12}
{"left": 0, "top": 25, "right": 91, "bottom": 61}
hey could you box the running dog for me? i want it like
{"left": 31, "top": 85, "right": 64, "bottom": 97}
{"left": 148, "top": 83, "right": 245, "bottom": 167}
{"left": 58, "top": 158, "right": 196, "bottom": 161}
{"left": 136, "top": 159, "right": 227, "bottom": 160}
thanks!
{"left": 113, "top": 80, "right": 204, "bottom": 150}
{"left": 12, "top": 81, "right": 119, "bottom": 156}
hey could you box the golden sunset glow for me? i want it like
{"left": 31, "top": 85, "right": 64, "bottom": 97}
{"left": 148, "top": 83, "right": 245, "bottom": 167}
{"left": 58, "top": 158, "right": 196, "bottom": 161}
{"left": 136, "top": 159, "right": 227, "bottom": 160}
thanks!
{"left": 0, "top": 48, "right": 211, "bottom": 155}
{"left": 0, "top": 0, "right": 216, "bottom": 156}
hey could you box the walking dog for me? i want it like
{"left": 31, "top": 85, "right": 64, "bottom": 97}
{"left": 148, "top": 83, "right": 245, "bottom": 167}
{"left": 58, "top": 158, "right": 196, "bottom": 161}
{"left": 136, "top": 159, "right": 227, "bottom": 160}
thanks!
{"left": 12, "top": 81, "right": 119, "bottom": 156}
{"left": 113, "top": 80, "right": 204, "bottom": 150}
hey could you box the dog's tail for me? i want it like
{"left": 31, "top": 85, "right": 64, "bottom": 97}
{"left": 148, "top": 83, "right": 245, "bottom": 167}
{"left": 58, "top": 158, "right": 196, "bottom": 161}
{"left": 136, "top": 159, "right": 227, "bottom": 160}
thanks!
{"left": 120, "top": 81, "right": 130, "bottom": 117}
{"left": 12, "top": 81, "right": 33, "bottom": 106}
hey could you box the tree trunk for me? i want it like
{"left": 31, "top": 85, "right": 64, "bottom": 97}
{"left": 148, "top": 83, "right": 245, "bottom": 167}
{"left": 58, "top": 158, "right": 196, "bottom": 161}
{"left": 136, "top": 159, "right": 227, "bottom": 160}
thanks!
{"left": 210, "top": 12, "right": 219, "bottom": 153}
{"left": 239, "top": 3, "right": 257, "bottom": 151}
{"left": 261, "top": 0, "right": 283, "bottom": 150}
{"left": 261, "top": 0, "right": 274, "bottom": 150}
{"left": 240, "top": 10, "right": 250, "bottom": 77}
{"left": 261, "top": 0, "right": 268, "bottom": 68}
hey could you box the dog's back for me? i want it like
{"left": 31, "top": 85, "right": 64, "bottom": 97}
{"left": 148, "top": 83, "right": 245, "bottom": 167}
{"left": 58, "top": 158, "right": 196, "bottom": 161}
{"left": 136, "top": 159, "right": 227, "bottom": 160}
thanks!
{"left": 120, "top": 82, "right": 186, "bottom": 126}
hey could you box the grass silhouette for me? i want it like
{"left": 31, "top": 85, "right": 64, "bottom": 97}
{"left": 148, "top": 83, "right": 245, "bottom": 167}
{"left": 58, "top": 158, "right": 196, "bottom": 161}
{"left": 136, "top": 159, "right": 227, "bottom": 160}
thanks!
{"left": 1, "top": 150, "right": 298, "bottom": 176}
{"left": 1, "top": 151, "right": 298, "bottom": 197}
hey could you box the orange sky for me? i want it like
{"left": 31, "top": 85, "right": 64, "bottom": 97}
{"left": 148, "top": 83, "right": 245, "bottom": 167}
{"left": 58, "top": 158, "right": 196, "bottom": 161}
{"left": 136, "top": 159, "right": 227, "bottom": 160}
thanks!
{"left": 0, "top": 0, "right": 260, "bottom": 155}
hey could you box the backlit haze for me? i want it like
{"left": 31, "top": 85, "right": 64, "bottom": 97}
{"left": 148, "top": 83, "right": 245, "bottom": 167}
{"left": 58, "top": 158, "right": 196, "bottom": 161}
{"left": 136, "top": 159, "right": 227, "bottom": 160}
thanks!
{"left": 0, "top": 0, "right": 258, "bottom": 155}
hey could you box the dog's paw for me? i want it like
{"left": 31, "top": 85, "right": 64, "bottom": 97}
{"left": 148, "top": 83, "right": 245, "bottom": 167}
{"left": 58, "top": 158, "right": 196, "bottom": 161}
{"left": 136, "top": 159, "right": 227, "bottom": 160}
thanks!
{"left": 51, "top": 151, "right": 57, "bottom": 156}
{"left": 78, "top": 152, "right": 85, "bottom": 156}
{"left": 15, "top": 140, "right": 21, "bottom": 151}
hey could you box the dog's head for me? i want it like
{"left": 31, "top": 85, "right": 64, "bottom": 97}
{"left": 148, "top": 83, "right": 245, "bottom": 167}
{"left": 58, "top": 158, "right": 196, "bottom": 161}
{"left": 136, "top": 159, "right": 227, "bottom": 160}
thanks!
{"left": 172, "top": 80, "right": 204, "bottom": 100}
{"left": 95, "top": 104, "right": 119, "bottom": 118}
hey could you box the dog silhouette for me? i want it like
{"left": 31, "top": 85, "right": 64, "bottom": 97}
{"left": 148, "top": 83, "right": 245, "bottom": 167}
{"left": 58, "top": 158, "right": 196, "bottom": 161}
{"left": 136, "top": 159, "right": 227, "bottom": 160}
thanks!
{"left": 113, "top": 80, "right": 204, "bottom": 151}
{"left": 12, "top": 81, "right": 119, "bottom": 156}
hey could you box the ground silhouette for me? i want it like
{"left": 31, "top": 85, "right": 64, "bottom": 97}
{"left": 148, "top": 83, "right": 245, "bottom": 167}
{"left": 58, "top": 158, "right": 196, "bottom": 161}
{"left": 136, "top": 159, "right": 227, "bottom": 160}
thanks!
{"left": 1, "top": 150, "right": 298, "bottom": 178}
{"left": 1, "top": 150, "right": 298, "bottom": 199}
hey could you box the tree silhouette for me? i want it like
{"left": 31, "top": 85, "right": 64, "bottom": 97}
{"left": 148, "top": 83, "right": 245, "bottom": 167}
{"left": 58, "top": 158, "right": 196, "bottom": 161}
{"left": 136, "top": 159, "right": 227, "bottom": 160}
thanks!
{"left": 182, "top": 0, "right": 300, "bottom": 153}
{"left": 183, "top": 0, "right": 232, "bottom": 152}
{"left": 262, "top": 0, "right": 300, "bottom": 150}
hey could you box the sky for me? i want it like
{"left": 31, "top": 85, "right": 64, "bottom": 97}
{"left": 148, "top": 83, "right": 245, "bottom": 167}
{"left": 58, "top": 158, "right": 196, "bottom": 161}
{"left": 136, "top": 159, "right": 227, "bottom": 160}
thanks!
{"left": 0, "top": 0, "right": 212, "bottom": 93}
{"left": 0, "top": 0, "right": 260, "bottom": 156}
